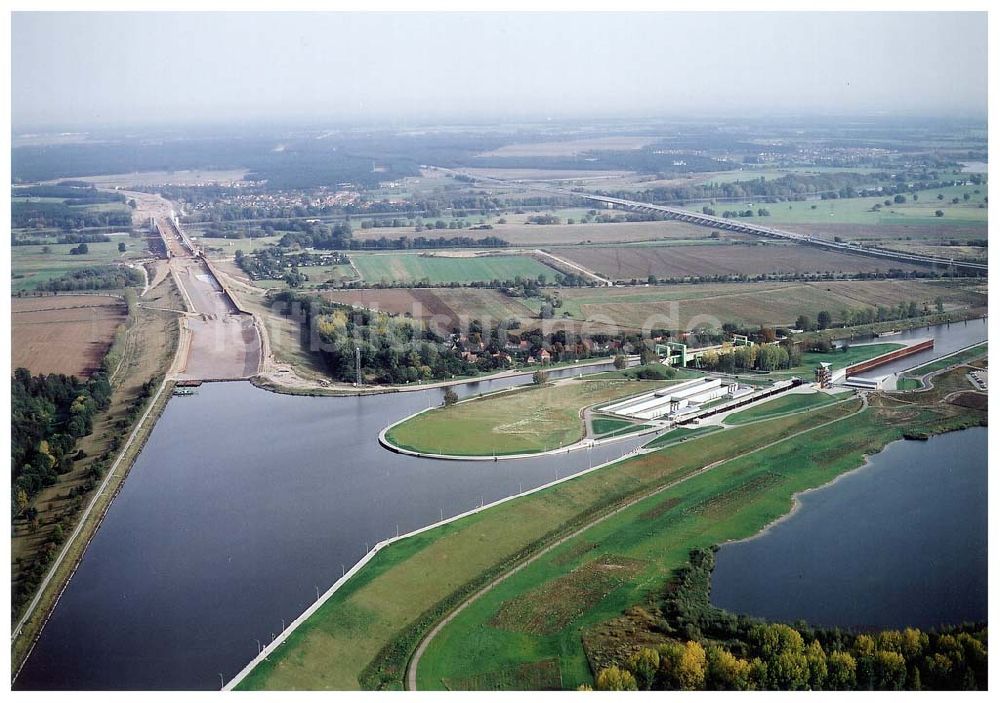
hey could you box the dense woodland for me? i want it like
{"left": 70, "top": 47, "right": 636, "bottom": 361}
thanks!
{"left": 589, "top": 548, "right": 986, "bottom": 691}
{"left": 12, "top": 184, "right": 132, "bottom": 232}
{"left": 37, "top": 265, "right": 143, "bottom": 292}
{"left": 11, "top": 369, "right": 112, "bottom": 515}
{"left": 12, "top": 200, "right": 132, "bottom": 232}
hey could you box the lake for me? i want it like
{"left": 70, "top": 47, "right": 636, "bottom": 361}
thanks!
{"left": 710, "top": 427, "right": 987, "bottom": 631}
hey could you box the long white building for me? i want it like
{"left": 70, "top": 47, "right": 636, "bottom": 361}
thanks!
{"left": 602, "top": 377, "right": 746, "bottom": 421}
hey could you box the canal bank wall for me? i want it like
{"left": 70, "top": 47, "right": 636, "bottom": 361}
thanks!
{"left": 12, "top": 378, "right": 177, "bottom": 679}
{"left": 222, "top": 436, "right": 649, "bottom": 690}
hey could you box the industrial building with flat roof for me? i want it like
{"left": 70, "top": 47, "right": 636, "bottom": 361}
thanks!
{"left": 601, "top": 376, "right": 753, "bottom": 421}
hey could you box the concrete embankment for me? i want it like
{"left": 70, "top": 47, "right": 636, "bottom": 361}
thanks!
{"left": 12, "top": 378, "right": 176, "bottom": 677}
{"left": 846, "top": 338, "right": 934, "bottom": 376}
{"left": 200, "top": 255, "right": 255, "bottom": 316}
{"left": 222, "top": 437, "right": 647, "bottom": 691}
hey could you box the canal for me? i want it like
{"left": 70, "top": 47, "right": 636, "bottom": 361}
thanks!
{"left": 850, "top": 315, "right": 987, "bottom": 378}
{"left": 16, "top": 318, "right": 987, "bottom": 689}
{"left": 15, "top": 362, "right": 653, "bottom": 690}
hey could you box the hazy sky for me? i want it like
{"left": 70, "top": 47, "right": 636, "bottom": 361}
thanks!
{"left": 11, "top": 12, "right": 988, "bottom": 128}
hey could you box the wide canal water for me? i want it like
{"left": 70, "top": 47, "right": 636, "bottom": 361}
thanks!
{"left": 710, "top": 427, "right": 987, "bottom": 630}
{"left": 16, "top": 362, "right": 657, "bottom": 690}
{"left": 16, "top": 318, "right": 987, "bottom": 689}
{"left": 849, "top": 315, "right": 986, "bottom": 378}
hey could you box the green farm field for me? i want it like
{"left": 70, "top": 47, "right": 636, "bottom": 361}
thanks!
{"left": 352, "top": 253, "right": 559, "bottom": 285}
{"left": 11, "top": 239, "right": 147, "bottom": 292}
{"left": 386, "top": 379, "right": 665, "bottom": 455}
{"left": 350, "top": 218, "right": 725, "bottom": 247}
{"left": 696, "top": 183, "right": 987, "bottom": 228}
{"left": 196, "top": 234, "right": 285, "bottom": 254}
{"left": 543, "top": 279, "right": 985, "bottom": 329}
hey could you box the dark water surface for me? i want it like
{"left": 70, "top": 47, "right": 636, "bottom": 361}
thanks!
{"left": 17, "top": 318, "right": 987, "bottom": 690}
{"left": 850, "top": 316, "right": 986, "bottom": 378}
{"left": 711, "top": 427, "right": 987, "bottom": 631}
{"left": 17, "top": 363, "right": 660, "bottom": 690}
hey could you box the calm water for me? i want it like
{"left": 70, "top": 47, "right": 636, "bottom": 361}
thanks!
{"left": 711, "top": 428, "right": 987, "bottom": 631}
{"left": 849, "top": 316, "right": 986, "bottom": 378}
{"left": 16, "top": 320, "right": 987, "bottom": 690}
{"left": 16, "top": 363, "right": 658, "bottom": 690}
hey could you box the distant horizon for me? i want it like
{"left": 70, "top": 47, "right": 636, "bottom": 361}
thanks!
{"left": 12, "top": 12, "right": 987, "bottom": 130}
{"left": 11, "top": 109, "right": 990, "bottom": 137}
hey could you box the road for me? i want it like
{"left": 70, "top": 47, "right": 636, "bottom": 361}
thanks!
{"left": 428, "top": 166, "right": 987, "bottom": 275}
{"left": 404, "top": 393, "right": 867, "bottom": 690}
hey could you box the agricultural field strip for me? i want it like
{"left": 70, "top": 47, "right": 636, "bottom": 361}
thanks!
{"left": 11, "top": 296, "right": 129, "bottom": 377}
{"left": 351, "top": 252, "right": 560, "bottom": 284}
{"left": 404, "top": 395, "right": 866, "bottom": 689}
{"left": 11, "top": 276, "right": 186, "bottom": 671}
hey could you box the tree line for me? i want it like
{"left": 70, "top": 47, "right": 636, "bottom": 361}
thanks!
{"left": 13, "top": 201, "right": 132, "bottom": 232}
{"left": 594, "top": 169, "right": 971, "bottom": 208}
{"left": 12, "top": 232, "right": 113, "bottom": 247}
{"left": 269, "top": 291, "right": 631, "bottom": 384}
{"left": 38, "top": 265, "right": 143, "bottom": 292}
{"left": 589, "top": 547, "right": 986, "bottom": 691}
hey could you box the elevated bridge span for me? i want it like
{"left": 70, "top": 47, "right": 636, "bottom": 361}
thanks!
{"left": 427, "top": 166, "right": 986, "bottom": 276}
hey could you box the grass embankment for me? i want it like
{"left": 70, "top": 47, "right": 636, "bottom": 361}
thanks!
{"left": 237, "top": 399, "right": 862, "bottom": 690}
{"left": 795, "top": 343, "right": 903, "bottom": 372}
{"left": 725, "top": 391, "right": 839, "bottom": 425}
{"left": 590, "top": 417, "right": 633, "bottom": 435}
{"left": 385, "top": 379, "right": 665, "bottom": 456}
{"left": 643, "top": 426, "right": 720, "bottom": 449}
{"left": 417, "top": 385, "right": 985, "bottom": 689}
{"left": 892, "top": 343, "right": 987, "bottom": 391}
{"left": 904, "top": 342, "right": 987, "bottom": 378}
{"left": 598, "top": 424, "right": 652, "bottom": 440}
{"left": 11, "top": 274, "right": 183, "bottom": 671}
{"left": 239, "top": 360, "right": 984, "bottom": 692}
